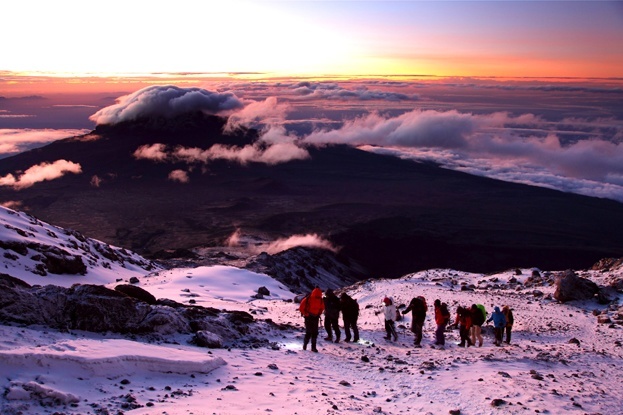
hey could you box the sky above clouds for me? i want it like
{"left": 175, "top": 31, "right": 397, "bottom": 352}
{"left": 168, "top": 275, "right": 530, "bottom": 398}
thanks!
{"left": 1, "top": 0, "right": 622, "bottom": 77}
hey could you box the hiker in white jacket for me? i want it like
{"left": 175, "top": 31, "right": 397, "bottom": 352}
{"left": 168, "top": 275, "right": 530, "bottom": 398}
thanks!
{"left": 383, "top": 296, "right": 398, "bottom": 341}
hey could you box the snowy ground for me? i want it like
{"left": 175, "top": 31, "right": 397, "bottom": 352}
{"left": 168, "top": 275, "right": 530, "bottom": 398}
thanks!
{"left": 1, "top": 265, "right": 622, "bottom": 415}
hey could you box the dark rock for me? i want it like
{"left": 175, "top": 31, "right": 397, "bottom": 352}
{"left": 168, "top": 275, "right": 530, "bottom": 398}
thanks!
{"left": 129, "top": 276, "right": 140, "bottom": 284}
{"left": 0, "top": 275, "right": 267, "bottom": 344}
{"left": 258, "top": 286, "right": 270, "bottom": 296}
{"left": 339, "top": 380, "right": 351, "bottom": 387}
{"left": 490, "top": 398, "right": 507, "bottom": 407}
{"left": 553, "top": 270, "right": 598, "bottom": 302}
{"left": 115, "top": 284, "right": 157, "bottom": 304}
{"left": 449, "top": 410, "right": 461, "bottom": 415}
{"left": 568, "top": 338, "right": 580, "bottom": 346}
{"left": 597, "top": 315, "right": 612, "bottom": 324}
{"left": 43, "top": 252, "right": 87, "bottom": 275}
{"left": 193, "top": 331, "right": 223, "bottom": 348}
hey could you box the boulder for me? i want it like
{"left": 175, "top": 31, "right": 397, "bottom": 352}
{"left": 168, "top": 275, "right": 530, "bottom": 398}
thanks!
{"left": 193, "top": 330, "right": 223, "bottom": 348}
{"left": 553, "top": 270, "right": 599, "bottom": 302}
{"left": 115, "top": 284, "right": 157, "bottom": 304}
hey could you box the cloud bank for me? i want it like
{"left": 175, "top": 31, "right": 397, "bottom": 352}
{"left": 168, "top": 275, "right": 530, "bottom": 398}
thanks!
{"left": 134, "top": 139, "right": 309, "bottom": 167}
{"left": 304, "top": 108, "right": 623, "bottom": 201}
{"left": 0, "top": 129, "right": 89, "bottom": 158}
{"left": 0, "top": 160, "right": 82, "bottom": 189}
{"left": 89, "top": 85, "right": 244, "bottom": 125}
{"left": 290, "top": 82, "right": 419, "bottom": 102}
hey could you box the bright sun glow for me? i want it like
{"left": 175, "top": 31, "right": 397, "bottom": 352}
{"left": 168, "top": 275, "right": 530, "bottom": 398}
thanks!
{"left": 2, "top": 1, "right": 357, "bottom": 76}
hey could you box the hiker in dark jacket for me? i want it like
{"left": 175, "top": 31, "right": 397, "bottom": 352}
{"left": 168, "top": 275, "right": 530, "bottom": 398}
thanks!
{"left": 403, "top": 296, "right": 427, "bottom": 348}
{"left": 487, "top": 306, "right": 507, "bottom": 346}
{"left": 340, "top": 293, "right": 360, "bottom": 343}
{"left": 470, "top": 304, "right": 485, "bottom": 347}
{"left": 323, "top": 289, "right": 341, "bottom": 343}
{"left": 452, "top": 306, "right": 473, "bottom": 347}
{"left": 502, "top": 305, "right": 514, "bottom": 344}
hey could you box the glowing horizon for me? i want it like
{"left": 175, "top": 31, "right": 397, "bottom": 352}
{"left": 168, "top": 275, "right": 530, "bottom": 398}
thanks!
{"left": 2, "top": 1, "right": 622, "bottom": 80}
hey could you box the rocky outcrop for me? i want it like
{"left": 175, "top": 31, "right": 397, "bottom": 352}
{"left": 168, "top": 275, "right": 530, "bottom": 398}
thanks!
{"left": 553, "top": 270, "right": 599, "bottom": 302}
{"left": 0, "top": 274, "right": 264, "bottom": 346}
{"left": 247, "top": 247, "right": 368, "bottom": 294}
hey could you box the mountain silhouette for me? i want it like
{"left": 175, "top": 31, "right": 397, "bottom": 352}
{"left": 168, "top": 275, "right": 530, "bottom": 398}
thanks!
{"left": 1, "top": 112, "right": 623, "bottom": 278}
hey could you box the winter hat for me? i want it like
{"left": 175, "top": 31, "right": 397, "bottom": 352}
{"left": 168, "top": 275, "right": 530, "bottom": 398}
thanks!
{"left": 383, "top": 297, "right": 391, "bottom": 305}
{"left": 494, "top": 306, "right": 501, "bottom": 312}
{"left": 434, "top": 299, "right": 441, "bottom": 307}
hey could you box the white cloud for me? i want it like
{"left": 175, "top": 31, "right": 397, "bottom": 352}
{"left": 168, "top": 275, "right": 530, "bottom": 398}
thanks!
{"left": 225, "top": 97, "right": 290, "bottom": 133}
{"left": 168, "top": 170, "right": 189, "bottom": 183}
{"left": 89, "top": 85, "right": 244, "bottom": 125}
{"left": 0, "top": 160, "right": 82, "bottom": 189}
{"left": 261, "top": 234, "right": 338, "bottom": 254}
{"left": 133, "top": 143, "right": 169, "bottom": 162}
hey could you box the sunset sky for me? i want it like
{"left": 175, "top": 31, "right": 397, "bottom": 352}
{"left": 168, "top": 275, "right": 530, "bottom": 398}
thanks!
{"left": 2, "top": 1, "right": 623, "bottom": 203}
{"left": 2, "top": 0, "right": 622, "bottom": 79}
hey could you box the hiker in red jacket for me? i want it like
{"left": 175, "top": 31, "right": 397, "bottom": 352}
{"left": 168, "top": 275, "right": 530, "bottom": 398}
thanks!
{"left": 299, "top": 287, "right": 325, "bottom": 352}
{"left": 434, "top": 300, "right": 451, "bottom": 346}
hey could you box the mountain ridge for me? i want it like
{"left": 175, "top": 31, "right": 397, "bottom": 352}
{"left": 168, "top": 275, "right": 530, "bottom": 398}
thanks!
{"left": 1, "top": 113, "right": 623, "bottom": 277}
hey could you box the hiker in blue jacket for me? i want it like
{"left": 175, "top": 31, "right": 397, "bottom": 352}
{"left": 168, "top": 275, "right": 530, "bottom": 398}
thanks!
{"left": 486, "top": 306, "right": 507, "bottom": 346}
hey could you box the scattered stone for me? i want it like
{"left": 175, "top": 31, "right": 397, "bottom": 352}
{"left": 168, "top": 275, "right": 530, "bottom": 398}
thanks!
{"left": 361, "top": 356, "right": 370, "bottom": 363}
{"left": 258, "top": 286, "right": 270, "bottom": 296}
{"left": 568, "top": 338, "right": 580, "bottom": 346}
{"left": 222, "top": 385, "right": 238, "bottom": 391}
{"left": 449, "top": 410, "right": 461, "bottom": 415}
{"left": 120, "top": 379, "right": 130, "bottom": 385}
{"left": 498, "top": 372, "right": 511, "bottom": 378}
{"left": 490, "top": 398, "right": 507, "bottom": 407}
{"left": 268, "top": 363, "right": 279, "bottom": 370}
{"left": 129, "top": 276, "right": 140, "bottom": 284}
{"left": 339, "top": 380, "right": 352, "bottom": 387}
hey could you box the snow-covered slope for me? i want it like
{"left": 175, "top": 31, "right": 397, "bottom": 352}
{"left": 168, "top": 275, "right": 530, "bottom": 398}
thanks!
{"left": 1, "top": 264, "right": 622, "bottom": 414}
{"left": 0, "top": 205, "right": 159, "bottom": 286}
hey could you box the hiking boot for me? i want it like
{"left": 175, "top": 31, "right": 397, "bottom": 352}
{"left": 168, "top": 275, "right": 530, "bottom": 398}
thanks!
{"left": 384, "top": 336, "right": 391, "bottom": 340}
{"left": 311, "top": 347, "right": 318, "bottom": 353}
{"left": 303, "top": 342, "right": 308, "bottom": 350}
{"left": 353, "top": 337, "right": 359, "bottom": 342}
{"left": 393, "top": 336, "right": 398, "bottom": 341}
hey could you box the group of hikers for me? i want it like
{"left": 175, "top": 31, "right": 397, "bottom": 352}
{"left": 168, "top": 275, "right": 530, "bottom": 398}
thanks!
{"left": 299, "top": 288, "right": 514, "bottom": 352}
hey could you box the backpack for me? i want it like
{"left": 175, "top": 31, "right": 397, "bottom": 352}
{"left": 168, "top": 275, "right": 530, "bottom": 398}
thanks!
{"left": 440, "top": 303, "right": 450, "bottom": 324}
{"left": 476, "top": 304, "right": 487, "bottom": 320}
